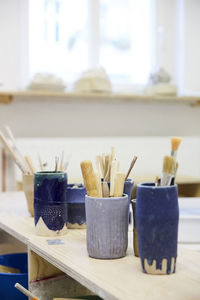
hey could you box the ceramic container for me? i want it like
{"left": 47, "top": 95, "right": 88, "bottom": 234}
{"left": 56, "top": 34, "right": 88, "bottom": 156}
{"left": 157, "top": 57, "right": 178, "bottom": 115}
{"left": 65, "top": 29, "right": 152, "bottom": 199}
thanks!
{"left": 22, "top": 174, "right": 34, "bottom": 217}
{"left": 131, "top": 199, "right": 139, "bottom": 257}
{"left": 123, "top": 179, "right": 134, "bottom": 202}
{"left": 136, "top": 183, "right": 179, "bottom": 275}
{"left": 86, "top": 194, "right": 129, "bottom": 259}
{"left": 67, "top": 184, "right": 86, "bottom": 229}
{"left": 34, "top": 171, "right": 68, "bottom": 237}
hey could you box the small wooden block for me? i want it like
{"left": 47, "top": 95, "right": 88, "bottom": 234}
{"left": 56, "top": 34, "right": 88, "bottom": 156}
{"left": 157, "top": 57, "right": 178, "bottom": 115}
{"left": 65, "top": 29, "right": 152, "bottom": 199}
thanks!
{"left": 0, "top": 94, "right": 13, "bottom": 104}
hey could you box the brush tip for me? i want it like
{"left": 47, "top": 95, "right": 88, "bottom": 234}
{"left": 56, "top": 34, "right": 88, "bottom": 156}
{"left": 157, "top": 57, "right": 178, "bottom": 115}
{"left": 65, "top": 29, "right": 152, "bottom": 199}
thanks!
{"left": 171, "top": 137, "right": 182, "bottom": 151}
{"left": 163, "top": 155, "right": 175, "bottom": 174}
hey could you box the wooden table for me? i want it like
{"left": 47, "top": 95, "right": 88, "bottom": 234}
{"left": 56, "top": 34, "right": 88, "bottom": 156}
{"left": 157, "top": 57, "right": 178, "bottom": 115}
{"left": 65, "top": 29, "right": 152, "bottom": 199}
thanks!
{"left": 0, "top": 192, "right": 200, "bottom": 300}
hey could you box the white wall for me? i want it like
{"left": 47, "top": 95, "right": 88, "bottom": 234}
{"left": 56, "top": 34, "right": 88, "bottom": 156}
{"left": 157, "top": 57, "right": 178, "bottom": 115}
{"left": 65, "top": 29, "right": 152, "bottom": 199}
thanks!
{"left": 0, "top": 0, "right": 29, "bottom": 90}
{"left": 0, "top": 98, "right": 200, "bottom": 138}
{"left": 184, "top": 0, "right": 200, "bottom": 93}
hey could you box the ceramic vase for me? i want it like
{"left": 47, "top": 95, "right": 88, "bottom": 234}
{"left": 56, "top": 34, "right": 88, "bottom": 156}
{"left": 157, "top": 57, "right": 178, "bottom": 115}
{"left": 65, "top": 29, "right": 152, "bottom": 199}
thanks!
{"left": 67, "top": 184, "right": 86, "bottom": 229}
{"left": 136, "top": 183, "right": 179, "bottom": 275}
{"left": 86, "top": 194, "right": 129, "bottom": 259}
{"left": 34, "top": 171, "right": 68, "bottom": 237}
{"left": 22, "top": 174, "right": 34, "bottom": 217}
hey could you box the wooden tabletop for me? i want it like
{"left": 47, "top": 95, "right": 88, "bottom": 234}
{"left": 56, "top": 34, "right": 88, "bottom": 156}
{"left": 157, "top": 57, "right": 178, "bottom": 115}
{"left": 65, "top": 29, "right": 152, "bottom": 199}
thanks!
{"left": 0, "top": 192, "right": 200, "bottom": 300}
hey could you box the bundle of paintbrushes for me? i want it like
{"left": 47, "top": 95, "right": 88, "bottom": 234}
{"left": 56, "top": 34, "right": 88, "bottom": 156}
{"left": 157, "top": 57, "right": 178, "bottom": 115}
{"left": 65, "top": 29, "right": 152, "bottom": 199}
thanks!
{"left": 80, "top": 147, "right": 137, "bottom": 197}
{"left": 0, "top": 125, "right": 70, "bottom": 175}
{"left": 156, "top": 137, "right": 182, "bottom": 186}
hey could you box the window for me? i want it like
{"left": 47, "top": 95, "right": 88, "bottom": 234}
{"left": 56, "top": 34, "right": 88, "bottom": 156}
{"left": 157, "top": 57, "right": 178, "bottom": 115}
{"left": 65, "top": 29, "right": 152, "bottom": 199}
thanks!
{"left": 29, "top": 0, "right": 154, "bottom": 87}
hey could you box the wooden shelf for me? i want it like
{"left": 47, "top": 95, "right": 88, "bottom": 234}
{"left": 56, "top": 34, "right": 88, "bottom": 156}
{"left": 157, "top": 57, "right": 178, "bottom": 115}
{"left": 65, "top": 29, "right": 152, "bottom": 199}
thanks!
{"left": 0, "top": 90, "right": 200, "bottom": 105}
{"left": 0, "top": 192, "right": 200, "bottom": 299}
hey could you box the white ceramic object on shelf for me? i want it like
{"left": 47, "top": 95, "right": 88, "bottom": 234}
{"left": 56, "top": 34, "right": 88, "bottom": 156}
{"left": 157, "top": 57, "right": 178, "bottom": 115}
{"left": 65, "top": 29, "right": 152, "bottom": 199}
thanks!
{"left": 28, "top": 73, "right": 66, "bottom": 92}
{"left": 74, "top": 68, "right": 112, "bottom": 93}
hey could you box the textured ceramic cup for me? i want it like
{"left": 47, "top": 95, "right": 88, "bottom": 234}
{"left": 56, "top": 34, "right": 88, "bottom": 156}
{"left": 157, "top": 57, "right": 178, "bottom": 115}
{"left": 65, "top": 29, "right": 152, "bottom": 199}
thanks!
{"left": 86, "top": 194, "right": 129, "bottom": 259}
{"left": 67, "top": 184, "right": 86, "bottom": 229}
{"left": 34, "top": 171, "right": 68, "bottom": 237}
{"left": 22, "top": 174, "right": 34, "bottom": 217}
{"left": 136, "top": 183, "right": 179, "bottom": 275}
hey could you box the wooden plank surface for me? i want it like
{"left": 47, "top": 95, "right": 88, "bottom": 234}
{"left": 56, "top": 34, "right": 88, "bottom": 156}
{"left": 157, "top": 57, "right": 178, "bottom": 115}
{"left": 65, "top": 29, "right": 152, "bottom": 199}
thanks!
{"left": 0, "top": 90, "right": 200, "bottom": 105}
{"left": 0, "top": 192, "right": 200, "bottom": 300}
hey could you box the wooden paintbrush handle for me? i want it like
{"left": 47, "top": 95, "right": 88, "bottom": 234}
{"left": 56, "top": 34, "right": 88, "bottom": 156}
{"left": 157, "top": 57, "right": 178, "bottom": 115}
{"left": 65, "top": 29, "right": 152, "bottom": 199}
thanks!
{"left": 0, "top": 131, "right": 27, "bottom": 173}
{"left": 102, "top": 181, "right": 110, "bottom": 197}
{"left": 110, "top": 160, "right": 119, "bottom": 196}
{"left": 25, "top": 156, "right": 35, "bottom": 174}
{"left": 114, "top": 172, "right": 125, "bottom": 197}
{"left": 80, "top": 160, "right": 98, "bottom": 197}
{"left": 94, "top": 171, "right": 102, "bottom": 197}
{"left": 125, "top": 156, "right": 137, "bottom": 181}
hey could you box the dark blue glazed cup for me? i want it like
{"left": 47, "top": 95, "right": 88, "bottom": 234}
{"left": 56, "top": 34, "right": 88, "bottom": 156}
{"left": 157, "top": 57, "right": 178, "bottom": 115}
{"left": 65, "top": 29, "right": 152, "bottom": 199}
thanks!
{"left": 136, "top": 183, "right": 179, "bottom": 275}
{"left": 123, "top": 179, "right": 134, "bottom": 202}
{"left": 67, "top": 184, "right": 86, "bottom": 229}
{"left": 34, "top": 171, "right": 68, "bottom": 236}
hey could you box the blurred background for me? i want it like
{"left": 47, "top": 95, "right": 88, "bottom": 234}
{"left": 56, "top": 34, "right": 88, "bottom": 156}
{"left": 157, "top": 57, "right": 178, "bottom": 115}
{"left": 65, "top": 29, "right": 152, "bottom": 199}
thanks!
{"left": 0, "top": 0, "right": 200, "bottom": 93}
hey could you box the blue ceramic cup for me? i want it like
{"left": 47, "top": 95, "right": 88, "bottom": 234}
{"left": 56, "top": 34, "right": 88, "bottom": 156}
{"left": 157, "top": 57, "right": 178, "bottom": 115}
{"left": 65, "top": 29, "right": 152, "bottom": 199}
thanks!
{"left": 136, "top": 183, "right": 179, "bottom": 275}
{"left": 123, "top": 179, "right": 134, "bottom": 202}
{"left": 67, "top": 184, "right": 86, "bottom": 229}
{"left": 34, "top": 171, "right": 68, "bottom": 236}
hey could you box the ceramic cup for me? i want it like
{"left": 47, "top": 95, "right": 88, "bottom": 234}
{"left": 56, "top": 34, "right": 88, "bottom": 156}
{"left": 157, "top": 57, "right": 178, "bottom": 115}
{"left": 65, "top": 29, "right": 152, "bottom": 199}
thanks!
{"left": 86, "top": 194, "right": 129, "bottom": 259}
{"left": 67, "top": 184, "right": 86, "bottom": 229}
{"left": 131, "top": 199, "right": 139, "bottom": 257}
{"left": 123, "top": 179, "right": 134, "bottom": 202}
{"left": 136, "top": 183, "right": 179, "bottom": 275}
{"left": 34, "top": 171, "right": 68, "bottom": 237}
{"left": 22, "top": 174, "right": 34, "bottom": 217}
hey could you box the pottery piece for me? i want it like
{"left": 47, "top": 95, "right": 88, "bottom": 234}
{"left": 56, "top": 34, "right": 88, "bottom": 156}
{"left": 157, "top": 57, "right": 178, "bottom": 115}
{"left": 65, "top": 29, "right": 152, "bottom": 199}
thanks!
{"left": 86, "top": 194, "right": 129, "bottom": 259}
{"left": 136, "top": 183, "right": 179, "bottom": 274}
{"left": 67, "top": 184, "right": 86, "bottom": 229}
{"left": 22, "top": 174, "right": 34, "bottom": 217}
{"left": 131, "top": 199, "right": 139, "bottom": 257}
{"left": 123, "top": 179, "right": 134, "bottom": 202}
{"left": 34, "top": 171, "right": 68, "bottom": 237}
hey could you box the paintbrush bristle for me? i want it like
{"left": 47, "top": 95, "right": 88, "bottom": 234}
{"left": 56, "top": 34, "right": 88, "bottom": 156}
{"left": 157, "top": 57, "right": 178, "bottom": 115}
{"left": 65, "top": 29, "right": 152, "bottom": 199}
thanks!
{"left": 171, "top": 137, "right": 182, "bottom": 151}
{"left": 163, "top": 156, "right": 175, "bottom": 174}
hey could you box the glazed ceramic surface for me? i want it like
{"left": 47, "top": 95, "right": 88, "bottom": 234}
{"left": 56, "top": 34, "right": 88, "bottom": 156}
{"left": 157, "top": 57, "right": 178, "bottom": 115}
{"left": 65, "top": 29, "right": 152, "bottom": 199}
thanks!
{"left": 123, "top": 179, "right": 134, "bottom": 202}
{"left": 136, "top": 183, "right": 179, "bottom": 274}
{"left": 34, "top": 171, "right": 68, "bottom": 236}
{"left": 67, "top": 184, "right": 86, "bottom": 228}
{"left": 86, "top": 194, "right": 129, "bottom": 259}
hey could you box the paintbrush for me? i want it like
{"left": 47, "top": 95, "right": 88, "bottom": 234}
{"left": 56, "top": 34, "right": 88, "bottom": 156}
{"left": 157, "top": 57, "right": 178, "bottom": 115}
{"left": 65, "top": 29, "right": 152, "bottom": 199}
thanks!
{"left": 59, "top": 150, "right": 64, "bottom": 171}
{"left": 102, "top": 181, "right": 110, "bottom": 197}
{"left": 55, "top": 156, "right": 59, "bottom": 172}
{"left": 4, "top": 125, "right": 31, "bottom": 173}
{"left": 94, "top": 171, "right": 103, "bottom": 197}
{"left": 0, "top": 130, "right": 27, "bottom": 173}
{"left": 155, "top": 176, "right": 161, "bottom": 186}
{"left": 114, "top": 172, "right": 125, "bottom": 197}
{"left": 171, "top": 137, "right": 182, "bottom": 161}
{"left": 80, "top": 160, "right": 98, "bottom": 197}
{"left": 37, "top": 153, "right": 43, "bottom": 171}
{"left": 25, "top": 155, "right": 35, "bottom": 174}
{"left": 15, "top": 283, "right": 39, "bottom": 300}
{"left": 125, "top": 156, "right": 138, "bottom": 181}
{"left": 161, "top": 156, "right": 175, "bottom": 186}
{"left": 170, "top": 161, "right": 179, "bottom": 185}
{"left": 110, "top": 160, "right": 120, "bottom": 197}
